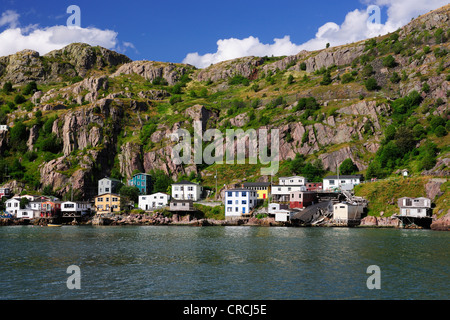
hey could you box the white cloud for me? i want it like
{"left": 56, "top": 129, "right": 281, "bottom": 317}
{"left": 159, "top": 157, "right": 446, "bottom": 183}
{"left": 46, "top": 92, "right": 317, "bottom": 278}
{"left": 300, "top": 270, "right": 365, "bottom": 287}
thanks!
{"left": 0, "top": 10, "right": 134, "bottom": 57}
{"left": 0, "top": 10, "right": 20, "bottom": 28}
{"left": 183, "top": 0, "right": 448, "bottom": 68}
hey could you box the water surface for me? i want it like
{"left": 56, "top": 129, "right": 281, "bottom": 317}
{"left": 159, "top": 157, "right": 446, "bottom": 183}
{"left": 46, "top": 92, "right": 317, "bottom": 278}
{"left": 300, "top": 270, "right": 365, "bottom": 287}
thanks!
{"left": 0, "top": 226, "right": 448, "bottom": 300}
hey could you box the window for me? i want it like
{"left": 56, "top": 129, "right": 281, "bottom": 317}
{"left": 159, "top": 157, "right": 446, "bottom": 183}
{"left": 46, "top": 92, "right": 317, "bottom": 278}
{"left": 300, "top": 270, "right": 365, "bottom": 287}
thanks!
{"left": 227, "top": 192, "right": 232, "bottom": 197}
{"left": 64, "top": 204, "right": 75, "bottom": 208}
{"left": 242, "top": 192, "right": 247, "bottom": 196}
{"left": 174, "top": 186, "right": 179, "bottom": 191}
{"left": 188, "top": 186, "right": 193, "bottom": 191}
{"left": 105, "top": 188, "right": 110, "bottom": 192}
{"left": 142, "top": 197, "right": 146, "bottom": 200}
{"left": 235, "top": 207, "right": 238, "bottom": 212}
{"left": 112, "top": 198, "right": 118, "bottom": 202}
{"left": 106, "top": 198, "right": 109, "bottom": 202}
{"left": 227, "top": 207, "right": 232, "bottom": 212}
{"left": 227, "top": 200, "right": 232, "bottom": 204}
{"left": 329, "top": 180, "right": 335, "bottom": 185}
{"left": 242, "top": 200, "right": 247, "bottom": 204}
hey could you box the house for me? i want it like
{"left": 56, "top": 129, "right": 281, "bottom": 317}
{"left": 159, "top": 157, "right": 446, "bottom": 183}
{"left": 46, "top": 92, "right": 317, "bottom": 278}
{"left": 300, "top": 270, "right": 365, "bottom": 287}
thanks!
{"left": 0, "top": 125, "right": 8, "bottom": 131}
{"left": 289, "top": 191, "right": 317, "bottom": 209}
{"left": 271, "top": 185, "right": 307, "bottom": 202}
{"left": 128, "top": 173, "right": 152, "bottom": 195}
{"left": 306, "top": 182, "right": 323, "bottom": 192}
{"left": 41, "top": 201, "right": 62, "bottom": 218}
{"left": 268, "top": 203, "right": 289, "bottom": 214}
{"left": 333, "top": 202, "right": 365, "bottom": 223}
{"left": 61, "top": 201, "right": 92, "bottom": 217}
{"left": 169, "top": 199, "right": 194, "bottom": 212}
{"left": 224, "top": 188, "right": 258, "bottom": 219}
{"left": 5, "top": 198, "right": 21, "bottom": 215}
{"left": 274, "top": 209, "right": 296, "bottom": 222}
{"left": 242, "top": 182, "right": 271, "bottom": 201}
{"left": 0, "top": 187, "right": 11, "bottom": 199}
{"left": 17, "top": 209, "right": 40, "bottom": 220}
{"left": 397, "top": 197, "right": 432, "bottom": 218}
{"left": 278, "top": 176, "right": 307, "bottom": 186}
{"left": 323, "top": 175, "right": 363, "bottom": 191}
{"left": 401, "top": 169, "right": 409, "bottom": 177}
{"left": 171, "top": 180, "right": 203, "bottom": 201}
{"left": 98, "top": 177, "right": 121, "bottom": 195}
{"left": 94, "top": 193, "right": 121, "bottom": 214}
{"left": 139, "top": 192, "right": 170, "bottom": 211}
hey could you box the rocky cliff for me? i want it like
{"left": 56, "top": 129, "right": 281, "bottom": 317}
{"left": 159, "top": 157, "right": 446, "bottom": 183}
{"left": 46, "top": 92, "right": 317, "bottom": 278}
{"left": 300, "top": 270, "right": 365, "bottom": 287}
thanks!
{"left": 0, "top": 5, "right": 448, "bottom": 204}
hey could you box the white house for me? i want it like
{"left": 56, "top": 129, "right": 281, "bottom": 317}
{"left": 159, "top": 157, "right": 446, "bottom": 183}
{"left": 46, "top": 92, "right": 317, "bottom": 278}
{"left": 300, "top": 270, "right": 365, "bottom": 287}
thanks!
{"left": 224, "top": 189, "right": 258, "bottom": 219}
{"left": 397, "top": 197, "right": 432, "bottom": 218}
{"left": 98, "top": 177, "right": 121, "bottom": 195}
{"left": 278, "top": 176, "right": 307, "bottom": 186}
{"left": 271, "top": 185, "right": 307, "bottom": 202}
{"left": 139, "top": 193, "right": 170, "bottom": 211}
{"left": 5, "top": 198, "right": 21, "bottom": 215}
{"left": 0, "top": 125, "right": 8, "bottom": 131}
{"left": 323, "top": 175, "right": 363, "bottom": 191}
{"left": 172, "top": 180, "right": 203, "bottom": 201}
{"left": 29, "top": 201, "right": 43, "bottom": 212}
{"left": 333, "top": 202, "right": 364, "bottom": 223}
{"left": 274, "top": 209, "right": 296, "bottom": 222}
{"left": 61, "top": 201, "right": 92, "bottom": 216}
{"left": 17, "top": 209, "right": 40, "bottom": 220}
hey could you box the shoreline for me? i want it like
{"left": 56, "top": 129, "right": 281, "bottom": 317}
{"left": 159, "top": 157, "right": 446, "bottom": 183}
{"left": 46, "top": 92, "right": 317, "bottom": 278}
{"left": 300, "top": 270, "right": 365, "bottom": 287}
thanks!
{"left": 0, "top": 215, "right": 443, "bottom": 230}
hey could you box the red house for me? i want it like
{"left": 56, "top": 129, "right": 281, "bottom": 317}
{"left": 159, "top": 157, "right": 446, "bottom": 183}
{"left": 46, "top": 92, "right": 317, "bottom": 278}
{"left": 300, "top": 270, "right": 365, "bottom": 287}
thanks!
{"left": 41, "top": 201, "right": 62, "bottom": 218}
{"left": 289, "top": 191, "right": 317, "bottom": 209}
{"left": 306, "top": 183, "right": 322, "bottom": 191}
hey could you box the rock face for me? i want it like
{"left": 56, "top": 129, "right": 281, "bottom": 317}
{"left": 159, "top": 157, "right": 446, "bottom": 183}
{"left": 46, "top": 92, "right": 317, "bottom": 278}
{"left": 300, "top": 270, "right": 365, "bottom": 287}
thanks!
{"left": 195, "top": 56, "right": 264, "bottom": 82}
{"left": 112, "top": 61, "right": 193, "bottom": 85}
{"left": 360, "top": 216, "right": 401, "bottom": 227}
{"left": 431, "top": 212, "right": 450, "bottom": 231}
{"left": 0, "top": 43, "right": 131, "bottom": 85}
{"left": 303, "top": 44, "right": 365, "bottom": 73}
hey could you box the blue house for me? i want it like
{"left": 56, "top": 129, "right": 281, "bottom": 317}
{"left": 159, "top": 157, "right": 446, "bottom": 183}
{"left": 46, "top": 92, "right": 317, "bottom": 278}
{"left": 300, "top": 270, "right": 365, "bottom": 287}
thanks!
{"left": 128, "top": 173, "right": 152, "bottom": 195}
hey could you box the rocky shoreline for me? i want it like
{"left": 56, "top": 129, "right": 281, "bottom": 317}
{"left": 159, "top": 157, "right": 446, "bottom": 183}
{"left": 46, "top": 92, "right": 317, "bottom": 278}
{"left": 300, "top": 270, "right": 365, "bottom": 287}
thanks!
{"left": 2, "top": 211, "right": 449, "bottom": 230}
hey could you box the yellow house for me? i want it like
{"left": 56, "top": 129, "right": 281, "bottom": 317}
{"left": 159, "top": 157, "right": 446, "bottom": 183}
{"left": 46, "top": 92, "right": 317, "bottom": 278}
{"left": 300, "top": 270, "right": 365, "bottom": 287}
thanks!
{"left": 94, "top": 193, "right": 121, "bottom": 214}
{"left": 242, "top": 182, "right": 271, "bottom": 201}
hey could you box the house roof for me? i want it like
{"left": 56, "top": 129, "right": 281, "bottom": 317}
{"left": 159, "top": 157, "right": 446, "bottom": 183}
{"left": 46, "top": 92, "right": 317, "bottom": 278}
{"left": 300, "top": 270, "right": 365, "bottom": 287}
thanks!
{"left": 99, "top": 177, "right": 122, "bottom": 182}
{"left": 324, "top": 175, "right": 363, "bottom": 180}
{"left": 95, "top": 193, "right": 120, "bottom": 198}
{"left": 225, "top": 188, "right": 255, "bottom": 192}
{"left": 242, "top": 182, "right": 271, "bottom": 187}
{"left": 172, "top": 180, "right": 199, "bottom": 185}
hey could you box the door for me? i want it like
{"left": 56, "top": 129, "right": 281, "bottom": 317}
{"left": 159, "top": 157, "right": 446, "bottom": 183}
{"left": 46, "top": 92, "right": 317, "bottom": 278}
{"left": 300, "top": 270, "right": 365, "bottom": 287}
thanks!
{"left": 243, "top": 207, "right": 246, "bottom": 214}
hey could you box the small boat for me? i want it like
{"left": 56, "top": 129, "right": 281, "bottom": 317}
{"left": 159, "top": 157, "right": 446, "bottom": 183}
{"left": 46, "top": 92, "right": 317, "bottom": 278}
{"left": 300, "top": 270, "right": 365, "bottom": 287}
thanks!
{"left": 47, "top": 224, "right": 62, "bottom": 227}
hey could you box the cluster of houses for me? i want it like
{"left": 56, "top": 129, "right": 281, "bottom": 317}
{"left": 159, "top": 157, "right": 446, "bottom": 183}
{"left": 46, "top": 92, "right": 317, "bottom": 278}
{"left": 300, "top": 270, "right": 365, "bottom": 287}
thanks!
{"left": 0, "top": 171, "right": 433, "bottom": 225}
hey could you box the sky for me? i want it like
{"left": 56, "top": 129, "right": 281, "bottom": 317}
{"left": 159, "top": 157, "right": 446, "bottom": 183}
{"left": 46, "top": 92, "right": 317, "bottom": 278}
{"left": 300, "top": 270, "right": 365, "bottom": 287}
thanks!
{"left": 0, "top": 0, "right": 448, "bottom": 68}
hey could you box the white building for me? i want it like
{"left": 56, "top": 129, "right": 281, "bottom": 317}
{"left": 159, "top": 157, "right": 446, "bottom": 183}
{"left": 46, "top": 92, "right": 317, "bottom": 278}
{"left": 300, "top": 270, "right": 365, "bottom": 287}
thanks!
{"left": 271, "top": 185, "right": 307, "bottom": 202}
{"left": 323, "top": 175, "right": 362, "bottom": 191}
{"left": 333, "top": 202, "right": 364, "bottom": 223}
{"left": 224, "top": 189, "right": 258, "bottom": 219}
{"left": 29, "top": 201, "right": 43, "bottom": 212}
{"left": 5, "top": 198, "right": 21, "bottom": 215}
{"left": 17, "top": 209, "right": 40, "bottom": 220}
{"left": 98, "top": 177, "right": 121, "bottom": 195}
{"left": 274, "top": 210, "right": 296, "bottom": 222}
{"left": 139, "top": 193, "right": 170, "bottom": 211}
{"left": 0, "top": 125, "right": 8, "bottom": 131}
{"left": 397, "top": 197, "right": 432, "bottom": 218}
{"left": 278, "top": 176, "right": 307, "bottom": 186}
{"left": 172, "top": 180, "right": 203, "bottom": 201}
{"left": 61, "top": 201, "right": 92, "bottom": 215}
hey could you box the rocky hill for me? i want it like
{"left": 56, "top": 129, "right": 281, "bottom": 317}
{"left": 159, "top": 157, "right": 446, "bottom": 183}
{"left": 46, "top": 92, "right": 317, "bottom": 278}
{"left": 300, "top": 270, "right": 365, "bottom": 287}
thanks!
{"left": 0, "top": 5, "right": 448, "bottom": 210}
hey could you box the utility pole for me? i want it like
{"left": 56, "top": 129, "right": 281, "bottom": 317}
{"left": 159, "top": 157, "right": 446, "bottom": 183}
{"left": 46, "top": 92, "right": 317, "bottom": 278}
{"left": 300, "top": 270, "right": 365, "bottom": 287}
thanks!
{"left": 215, "top": 169, "right": 218, "bottom": 201}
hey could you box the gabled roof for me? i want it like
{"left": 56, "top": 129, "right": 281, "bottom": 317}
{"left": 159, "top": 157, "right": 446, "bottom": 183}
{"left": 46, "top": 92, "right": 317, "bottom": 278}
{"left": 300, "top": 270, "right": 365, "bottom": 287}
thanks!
{"left": 324, "top": 175, "right": 363, "bottom": 180}
{"left": 172, "top": 180, "right": 199, "bottom": 185}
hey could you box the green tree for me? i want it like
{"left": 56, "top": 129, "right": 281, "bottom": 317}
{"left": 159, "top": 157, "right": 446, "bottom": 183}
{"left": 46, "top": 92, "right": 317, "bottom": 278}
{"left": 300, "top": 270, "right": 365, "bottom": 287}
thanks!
{"left": 382, "top": 55, "right": 397, "bottom": 68}
{"left": 23, "top": 81, "right": 38, "bottom": 95}
{"left": 2, "top": 81, "right": 13, "bottom": 94}
{"left": 434, "top": 125, "right": 447, "bottom": 137}
{"left": 390, "top": 72, "right": 401, "bottom": 84}
{"left": 339, "top": 158, "right": 358, "bottom": 175}
{"left": 364, "top": 77, "right": 379, "bottom": 91}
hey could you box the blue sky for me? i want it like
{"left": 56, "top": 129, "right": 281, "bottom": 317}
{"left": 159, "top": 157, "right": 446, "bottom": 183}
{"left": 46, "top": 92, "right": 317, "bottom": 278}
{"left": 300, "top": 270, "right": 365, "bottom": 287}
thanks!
{"left": 0, "top": 0, "right": 447, "bottom": 67}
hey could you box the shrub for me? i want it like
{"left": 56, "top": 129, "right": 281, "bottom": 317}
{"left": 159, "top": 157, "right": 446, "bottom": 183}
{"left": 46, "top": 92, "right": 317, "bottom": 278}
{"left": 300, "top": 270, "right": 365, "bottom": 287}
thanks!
{"left": 382, "top": 55, "right": 397, "bottom": 68}
{"left": 2, "top": 81, "right": 13, "bottom": 93}
{"left": 14, "top": 94, "right": 27, "bottom": 105}
{"left": 434, "top": 125, "right": 447, "bottom": 137}
{"left": 299, "top": 62, "right": 307, "bottom": 71}
{"left": 390, "top": 72, "right": 401, "bottom": 84}
{"left": 228, "top": 75, "right": 249, "bottom": 86}
{"left": 320, "top": 70, "right": 332, "bottom": 85}
{"left": 422, "top": 82, "right": 430, "bottom": 93}
{"left": 341, "top": 73, "right": 354, "bottom": 84}
{"left": 23, "top": 81, "right": 38, "bottom": 95}
{"left": 364, "top": 77, "right": 379, "bottom": 91}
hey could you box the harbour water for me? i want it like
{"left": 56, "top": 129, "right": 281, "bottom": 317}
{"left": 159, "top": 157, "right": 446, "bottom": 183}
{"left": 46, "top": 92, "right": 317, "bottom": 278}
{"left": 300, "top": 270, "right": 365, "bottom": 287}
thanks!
{"left": 0, "top": 225, "right": 448, "bottom": 300}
